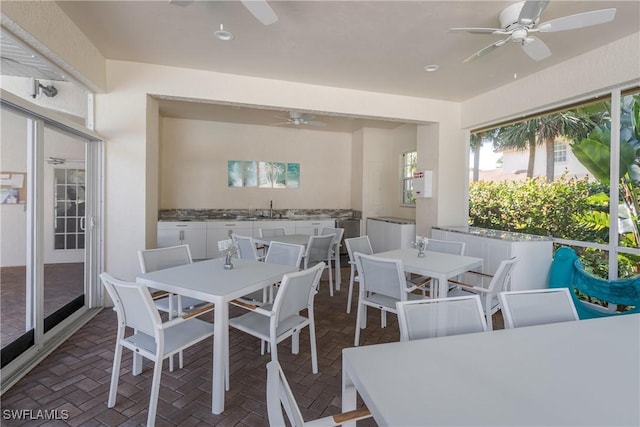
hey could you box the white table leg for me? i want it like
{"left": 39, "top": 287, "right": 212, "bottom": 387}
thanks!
{"left": 437, "top": 274, "right": 448, "bottom": 299}
{"left": 212, "top": 297, "right": 227, "bottom": 414}
{"left": 342, "top": 365, "right": 357, "bottom": 427}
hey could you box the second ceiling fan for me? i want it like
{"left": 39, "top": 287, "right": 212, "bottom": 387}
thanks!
{"left": 451, "top": 0, "right": 616, "bottom": 63}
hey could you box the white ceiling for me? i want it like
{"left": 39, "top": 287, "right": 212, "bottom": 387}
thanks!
{"left": 7, "top": 1, "right": 640, "bottom": 131}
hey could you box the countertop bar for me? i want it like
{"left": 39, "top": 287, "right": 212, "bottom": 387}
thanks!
{"left": 367, "top": 216, "right": 416, "bottom": 225}
{"left": 434, "top": 225, "right": 552, "bottom": 242}
{"left": 159, "top": 208, "right": 360, "bottom": 222}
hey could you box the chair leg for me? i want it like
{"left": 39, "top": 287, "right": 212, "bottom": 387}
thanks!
{"left": 346, "top": 270, "right": 355, "bottom": 314}
{"left": 108, "top": 343, "right": 123, "bottom": 408}
{"left": 381, "top": 310, "right": 387, "bottom": 328}
{"left": 168, "top": 296, "right": 175, "bottom": 372}
{"left": 291, "top": 331, "right": 300, "bottom": 354}
{"left": 132, "top": 352, "right": 143, "bottom": 376}
{"left": 328, "top": 263, "right": 334, "bottom": 297}
{"left": 309, "top": 312, "right": 318, "bottom": 374}
{"left": 147, "top": 356, "right": 163, "bottom": 427}
{"left": 354, "top": 302, "right": 363, "bottom": 346}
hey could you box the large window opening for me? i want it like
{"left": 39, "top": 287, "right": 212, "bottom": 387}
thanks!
{"left": 468, "top": 87, "right": 640, "bottom": 291}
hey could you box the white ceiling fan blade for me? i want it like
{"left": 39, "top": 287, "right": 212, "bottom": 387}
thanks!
{"left": 240, "top": 0, "right": 278, "bottom": 26}
{"left": 306, "top": 121, "right": 327, "bottom": 127}
{"left": 450, "top": 27, "right": 505, "bottom": 35}
{"left": 518, "top": 1, "right": 550, "bottom": 25}
{"left": 537, "top": 8, "right": 616, "bottom": 33}
{"left": 463, "top": 37, "right": 510, "bottom": 63}
{"left": 168, "top": 0, "right": 193, "bottom": 6}
{"left": 521, "top": 37, "right": 551, "bottom": 61}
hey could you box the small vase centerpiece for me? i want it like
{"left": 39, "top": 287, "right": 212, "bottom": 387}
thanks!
{"left": 414, "top": 235, "right": 428, "bottom": 258}
{"left": 218, "top": 239, "right": 239, "bottom": 270}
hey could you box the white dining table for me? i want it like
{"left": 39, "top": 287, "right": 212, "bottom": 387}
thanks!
{"left": 136, "top": 257, "right": 297, "bottom": 414}
{"left": 374, "top": 248, "right": 484, "bottom": 298}
{"left": 342, "top": 314, "right": 640, "bottom": 427}
{"left": 254, "top": 233, "right": 342, "bottom": 289}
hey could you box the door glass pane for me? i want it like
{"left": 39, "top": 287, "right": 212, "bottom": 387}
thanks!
{"left": 43, "top": 125, "right": 85, "bottom": 324}
{"left": 1, "top": 107, "right": 31, "bottom": 352}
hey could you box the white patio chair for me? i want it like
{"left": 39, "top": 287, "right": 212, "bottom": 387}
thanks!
{"left": 304, "top": 234, "right": 336, "bottom": 296}
{"left": 321, "top": 226, "right": 345, "bottom": 290}
{"left": 100, "top": 273, "right": 214, "bottom": 427}
{"left": 344, "top": 236, "right": 374, "bottom": 314}
{"left": 448, "top": 257, "right": 518, "bottom": 330}
{"left": 229, "top": 262, "right": 325, "bottom": 374}
{"left": 266, "top": 360, "right": 371, "bottom": 427}
{"left": 138, "top": 244, "right": 206, "bottom": 370}
{"left": 353, "top": 253, "right": 424, "bottom": 346}
{"left": 396, "top": 295, "right": 487, "bottom": 341}
{"left": 499, "top": 288, "right": 579, "bottom": 329}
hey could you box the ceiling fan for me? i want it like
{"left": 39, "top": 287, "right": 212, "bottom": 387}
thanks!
{"left": 272, "top": 111, "right": 327, "bottom": 128}
{"left": 169, "top": 0, "right": 277, "bottom": 26}
{"left": 450, "top": 0, "right": 616, "bottom": 63}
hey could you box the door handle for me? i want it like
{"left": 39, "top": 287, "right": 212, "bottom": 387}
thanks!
{"left": 80, "top": 216, "right": 86, "bottom": 231}
{"left": 179, "top": 230, "right": 185, "bottom": 241}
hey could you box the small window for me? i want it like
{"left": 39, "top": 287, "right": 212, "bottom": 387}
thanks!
{"left": 401, "top": 151, "right": 417, "bottom": 205}
{"left": 554, "top": 141, "right": 567, "bottom": 163}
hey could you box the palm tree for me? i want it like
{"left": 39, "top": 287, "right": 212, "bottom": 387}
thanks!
{"left": 493, "top": 121, "right": 538, "bottom": 178}
{"left": 470, "top": 129, "right": 500, "bottom": 182}
{"left": 493, "top": 113, "right": 594, "bottom": 181}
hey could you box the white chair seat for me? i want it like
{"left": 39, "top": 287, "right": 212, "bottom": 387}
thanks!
{"left": 123, "top": 317, "right": 214, "bottom": 358}
{"left": 229, "top": 312, "right": 309, "bottom": 340}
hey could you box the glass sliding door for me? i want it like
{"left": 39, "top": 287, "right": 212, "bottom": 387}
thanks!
{"left": 0, "top": 106, "right": 32, "bottom": 360}
{"left": 0, "top": 94, "right": 102, "bottom": 377}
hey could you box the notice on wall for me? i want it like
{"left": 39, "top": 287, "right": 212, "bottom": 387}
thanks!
{"left": 0, "top": 172, "right": 27, "bottom": 204}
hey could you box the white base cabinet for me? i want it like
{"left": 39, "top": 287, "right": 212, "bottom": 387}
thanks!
{"left": 366, "top": 218, "right": 416, "bottom": 253}
{"left": 431, "top": 227, "right": 553, "bottom": 291}
{"left": 295, "top": 220, "right": 335, "bottom": 236}
{"left": 157, "top": 222, "right": 207, "bottom": 260}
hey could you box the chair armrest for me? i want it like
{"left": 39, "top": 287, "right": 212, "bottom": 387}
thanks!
{"left": 307, "top": 408, "right": 371, "bottom": 427}
{"left": 182, "top": 304, "right": 215, "bottom": 319}
{"left": 151, "top": 290, "right": 171, "bottom": 300}
{"left": 230, "top": 299, "right": 274, "bottom": 317}
{"left": 448, "top": 279, "right": 491, "bottom": 294}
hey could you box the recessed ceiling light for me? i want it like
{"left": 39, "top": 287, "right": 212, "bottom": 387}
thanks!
{"left": 214, "top": 24, "right": 234, "bottom": 41}
{"left": 424, "top": 64, "right": 440, "bottom": 72}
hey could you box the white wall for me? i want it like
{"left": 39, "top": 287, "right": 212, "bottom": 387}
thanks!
{"left": 97, "top": 60, "right": 461, "bottom": 280}
{"left": 160, "top": 118, "right": 352, "bottom": 209}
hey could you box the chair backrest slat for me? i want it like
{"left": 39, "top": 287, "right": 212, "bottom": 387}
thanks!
{"left": 354, "top": 253, "right": 407, "bottom": 301}
{"left": 426, "top": 238, "right": 465, "bottom": 255}
{"left": 260, "top": 228, "right": 286, "bottom": 238}
{"left": 396, "top": 295, "right": 487, "bottom": 341}
{"left": 345, "top": 236, "right": 373, "bottom": 262}
{"left": 138, "top": 245, "right": 192, "bottom": 273}
{"left": 232, "top": 234, "right": 259, "bottom": 261}
{"left": 499, "top": 288, "right": 579, "bottom": 329}
{"left": 100, "top": 272, "right": 160, "bottom": 337}
{"left": 265, "top": 242, "right": 304, "bottom": 267}
{"left": 305, "top": 234, "right": 334, "bottom": 266}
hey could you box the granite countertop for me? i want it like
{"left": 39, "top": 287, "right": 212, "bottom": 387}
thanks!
{"left": 434, "top": 226, "right": 552, "bottom": 242}
{"left": 158, "top": 208, "right": 360, "bottom": 222}
{"left": 368, "top": 216, "right": 416, "bottom": 225}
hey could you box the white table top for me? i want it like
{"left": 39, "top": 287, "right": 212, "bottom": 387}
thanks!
{"left": 375, "top": 248, "right": 483, "bottom": 278}
{"left": 343, "top": 314, "right": 640, "bottom": 427}
{"left": 253, "top": 234, "right": 311, "bottom": 247}
{"left": 137, "top": 257, "right": 297, "bottom": 301}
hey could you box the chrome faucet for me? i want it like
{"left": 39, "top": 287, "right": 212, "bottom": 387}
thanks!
{"left": 269, "top": 200, "right": 273, "bottom": 218}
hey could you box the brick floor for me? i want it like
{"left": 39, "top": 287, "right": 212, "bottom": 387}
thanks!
{"left": 1, "top": 266, "right": 503, "bottom": 426}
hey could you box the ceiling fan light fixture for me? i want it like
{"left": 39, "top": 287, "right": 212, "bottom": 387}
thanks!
{"left": 423, "top": 64, "right": 440, "bottom": 72}
{"left": 214, "top": 24, "right": 234, "bottom": 41}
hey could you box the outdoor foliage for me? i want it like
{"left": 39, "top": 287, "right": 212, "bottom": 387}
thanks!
{"left": 468, "top": 175, "right": 595, "bottom": 239}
